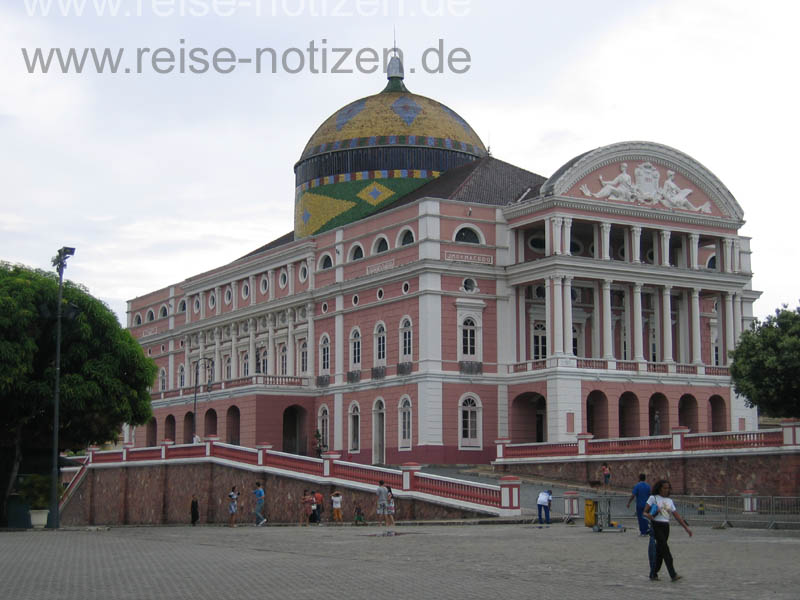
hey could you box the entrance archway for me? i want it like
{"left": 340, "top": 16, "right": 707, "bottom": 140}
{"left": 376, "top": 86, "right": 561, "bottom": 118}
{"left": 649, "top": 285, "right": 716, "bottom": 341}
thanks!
{"left": 282, "top": 405, "right": 308, "bottom": 455}
{"left": 183, "top": 412, "right": 194, "bottom": 444}
{"left": 511, "top": 393, "right": 547, "bottom": 442}
{"left": 164, "top": 414, "right": 176, "bottom": 442}
{"left": 709, "top": 395, "right": 727, "bottom": 432}
{"left": 145, "top": 417, "right": 157, "bottom": 446}
{"left": 678, "top": 394, "right": 698, "bottom": 432}
{"left": 204, "top": 409, "right": 217, "bottom": 438}
{"left": 226, "top": 406, "right": 240, "bottom": 445}
{"left": 618, "top": 392, "right": 640, "bottom": 437}
{"left": 586, "top": 390, "right": 609, "bottom": 439}
{"left": 649, "top": 393, "right": 669, "bottom": 435}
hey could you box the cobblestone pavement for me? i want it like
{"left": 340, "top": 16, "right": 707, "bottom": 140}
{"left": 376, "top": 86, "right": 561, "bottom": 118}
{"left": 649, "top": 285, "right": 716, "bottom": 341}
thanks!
{"left": 2, "top": 523, "right": 798, "bottom": 600}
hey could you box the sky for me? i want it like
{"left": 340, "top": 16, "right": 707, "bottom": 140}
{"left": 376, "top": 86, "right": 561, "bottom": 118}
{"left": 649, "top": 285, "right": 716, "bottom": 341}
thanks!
{"left": 1, "top": 0, "right": 798, "bottom": 325}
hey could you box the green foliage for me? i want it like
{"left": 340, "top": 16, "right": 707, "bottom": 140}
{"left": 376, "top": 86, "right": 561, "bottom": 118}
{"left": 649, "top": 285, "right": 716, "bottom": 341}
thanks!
{"left": 0, "top": 263, "right": 156, "bottom": 450}
{"left": 731, "top": 304, "right": 800, "bottom": 418}
{"left": 17, "top": 474, "right": 58, "bottom": 509}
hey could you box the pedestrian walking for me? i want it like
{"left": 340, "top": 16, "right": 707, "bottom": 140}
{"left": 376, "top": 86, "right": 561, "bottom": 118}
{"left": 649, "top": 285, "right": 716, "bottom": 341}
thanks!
{"left": 331, "top": 491, "right": 343, "bottom": 524}
{"left": 645, "top": 480, "right": 692, "bottom": 581}
{"left": 190, "top": 494, "right": 199, "bottom": 526}
{"left": 376, "top": 480, "right": 390, "bottom": 527}
{"left": 253, "top": 482, "right": 266, "bottom": 526}
{"left": 601, "top": 463, "right": 611, "bottom": 489}
{"left": 627, "top": 473, "right": 652, "bottom": 535}
{"left": 228, "top": 486, "right": 240, "bottom": 527}
{"left": 314, "top": 490, "right": 324, "bottom": 525}
{"left": 536, "top": 489, "right": 552, "bottom": 525}
{"left": 386, "top": 486, "right": 396, "bottom": 530}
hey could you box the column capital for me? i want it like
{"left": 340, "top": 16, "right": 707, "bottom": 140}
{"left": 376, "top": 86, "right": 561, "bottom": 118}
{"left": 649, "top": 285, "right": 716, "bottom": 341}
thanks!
{"left": 552, "top": 216, "right": 563, "bottom": 225}
{"left": 633, "top": 282, "right": 643, "bottom": 293}
{"left": 662, "top": 284, "right": 673, "bottom": 293}
{"left": 692, "top": 287, "right": 701, "bottom": 296}
{"left": 631, "top": 224, "right": 641, "bottom": 234}
{"left": 602, "top": 279, "right": 613, "bottom": 288}
{"left": 688, "top": 232, "right": 699, "bottom": 241}
{"left": 562, "top": 216, "right": 572, "bottom": 226}
{"left": 563, "top": 275, "right": 574, "bottom": 284}
{"left": 600, "top": 221, "right": 611, "bottom": 231}
{"left": 660, "top": 229, "right": 671, "bottom": 240}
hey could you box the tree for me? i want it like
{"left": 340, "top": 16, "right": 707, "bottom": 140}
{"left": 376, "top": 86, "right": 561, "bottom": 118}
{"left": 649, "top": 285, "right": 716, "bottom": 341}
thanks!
{"left": 0, "top": 263, "right": 156, "bottom": 523}
{"left": 731, "top": 304, "right": 800, "bottom": 418}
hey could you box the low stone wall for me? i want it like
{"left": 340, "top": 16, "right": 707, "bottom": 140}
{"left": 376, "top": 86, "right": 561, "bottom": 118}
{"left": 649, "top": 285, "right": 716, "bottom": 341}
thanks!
{"left": 61, "top": 463, "right": 488, "bottom": 526}
{"left": 496, "top": 451, "right": 800, "bottom": 496}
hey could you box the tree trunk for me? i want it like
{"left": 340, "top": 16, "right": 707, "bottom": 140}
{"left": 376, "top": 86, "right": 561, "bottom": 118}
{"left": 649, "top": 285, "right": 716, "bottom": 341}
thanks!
{"left": 1, "top": 425, "right": 24, "bottom": 525}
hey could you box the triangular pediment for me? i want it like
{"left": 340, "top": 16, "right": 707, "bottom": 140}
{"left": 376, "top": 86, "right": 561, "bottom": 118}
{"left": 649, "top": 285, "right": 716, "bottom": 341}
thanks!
{"left": 541, "top": 142, "right": 744, "bottom": 221}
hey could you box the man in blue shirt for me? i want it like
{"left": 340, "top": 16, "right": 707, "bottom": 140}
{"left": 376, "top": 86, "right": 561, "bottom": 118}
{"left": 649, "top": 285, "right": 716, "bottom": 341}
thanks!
{"left": 253, "top": 482, "right": 266, "bottom": 526}
{"left": 627, "top": 473, "right": 651, "bottom": 535}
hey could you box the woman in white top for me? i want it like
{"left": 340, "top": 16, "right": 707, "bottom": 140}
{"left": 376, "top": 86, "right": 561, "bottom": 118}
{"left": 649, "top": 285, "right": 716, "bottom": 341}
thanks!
{"left": 645, "top": 480, "right": 692, "bottom": 581}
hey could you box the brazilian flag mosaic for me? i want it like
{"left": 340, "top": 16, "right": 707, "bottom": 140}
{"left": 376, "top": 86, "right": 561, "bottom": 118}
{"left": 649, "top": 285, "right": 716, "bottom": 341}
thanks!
{"left": 294, "top": 175, "right": 435, "bottom": 238}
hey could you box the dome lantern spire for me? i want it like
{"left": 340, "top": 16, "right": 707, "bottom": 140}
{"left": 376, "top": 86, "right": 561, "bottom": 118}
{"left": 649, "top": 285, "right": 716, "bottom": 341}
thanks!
{"left": 383, "top": 40, "right": 408, "bottom": 92}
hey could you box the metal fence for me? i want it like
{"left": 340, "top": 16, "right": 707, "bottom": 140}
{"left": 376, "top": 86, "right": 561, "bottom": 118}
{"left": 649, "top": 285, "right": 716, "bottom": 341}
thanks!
{"left": 543, "top": 493, "right": 800, "bottom": 529}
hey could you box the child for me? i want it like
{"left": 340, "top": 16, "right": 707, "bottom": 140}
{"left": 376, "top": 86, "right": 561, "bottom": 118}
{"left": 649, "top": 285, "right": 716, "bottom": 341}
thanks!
{"left": 385, "top": 486, "right": 396, "bottom": 529}
{"left": 228, "top": 486, "right": 240, "bottom": 527}
{"left": 331, "top": 491, "right": 343, "bottom": 524}
{"left": 190, "top": 494, "right": 199, "bottom": 526}
{"left": 353, "top": 502, "right": 366, "bottom": 525}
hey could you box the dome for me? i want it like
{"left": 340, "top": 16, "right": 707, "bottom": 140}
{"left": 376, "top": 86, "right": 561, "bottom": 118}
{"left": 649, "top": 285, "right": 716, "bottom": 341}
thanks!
{"left": 294, "top": 57, "right": 487, "bottom": 238}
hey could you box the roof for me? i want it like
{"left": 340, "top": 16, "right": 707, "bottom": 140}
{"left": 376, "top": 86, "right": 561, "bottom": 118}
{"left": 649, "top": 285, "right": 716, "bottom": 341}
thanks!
{"left": 239, "top": 230, "right": 295, "bottom": 260}
{"left": 386, "top": 155, "right": 547, "bottom": 208}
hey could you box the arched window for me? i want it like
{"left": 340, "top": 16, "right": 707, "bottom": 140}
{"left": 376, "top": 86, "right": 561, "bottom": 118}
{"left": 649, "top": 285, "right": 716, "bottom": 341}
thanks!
{"left": 242, "top": 353, "right": 249, "bottom": 377}
{"left": 318, "top": 406, "right": 329, "bottom": 451}
{"left": 159, "top": 368, "right": 166, "bottom": 391}
{"left": 399, "top": 397, "right": 412, "bottom": 449}
{"left": 280, "top": 345, "right": 287, "bottom": 376}
{"left": 349, "top": 403, "right": 360, "bottom": 451}
{"left": 707, "top": 255, "right": 717, "bottom": 270}
{"left": 207, "top": 360, "right": 215, "bottom": 383}
{"left": 300, "top": 341, "right": 308, "bottom": 374}
{"left": 320, "top": 335, "right": 330, "bottom": 373}
{"left": 134, "top": 314, "right": 142, "bottom": 326}
{"left": 164, "top": 414, "right": 176, "bottom": 442}
{"left": 179, "top": 365, "right": 185, "bottom": 388}
{"left": 350, "top": 245, "right": 364, "bottom": 261}
{"left": 178, "top": 300, "right": 186, "bottom": 313}
{"left": 225, "top": 356, "right": 232, "bottom": 380}
{"left": 146, "top": 309, "right": 155, "bottom": 322}
{"left": 350, "top": 329, "right": 361, "bottom": 369}
{"left": 320, "top": 254, "right": 333, "bottom": 270}
{"left": 462, "top": 318, "right": 477, "bottom": 357}
{"left": 400, "top": 318, "right": 413, "bottom": 361}
{"left": 159, "top": 306, "right": 168, "bottom": 318}
{"left": 533, "top": 322, "right": 547, "bottom": 360}
{"left": 374, "top": 323, "right": 386, "bottom": 365}
{"left": 455, "top": 227, "right": 480, "bottom": 244}
{"left": 261, "top": 350, "right": 268, "bottom": 376}
{"left": 400, "top": 229, "right": 415, "bottom": 246}
{"left": 374, "top": 237, "right": 389, "bottom": 254}
{"left": 460, "top": 396, "right": 482, "bottom": 448}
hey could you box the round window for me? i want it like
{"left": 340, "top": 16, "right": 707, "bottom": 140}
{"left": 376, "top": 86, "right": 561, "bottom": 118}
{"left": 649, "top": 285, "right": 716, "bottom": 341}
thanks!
{"left": 208, "top": 293, "right": 216, "bottom": 309}
{"left": 352, "top": 295, "right": 359, "bottom": 306}
{"left": 194, "top": 298, "right": 201, "bottom": 313}
{"left": 402, "top": 281, "right": 410, "bottom": 295}
{"left": 279, "top": 270, "right": 288, "bottom": 289}
{"left": 528, "top": 236, "right": 546, "bottom": 252}
{"left": 321, "top": 302, "right": 328, "bottom": 314}
{"left": 225, "top": 288, "right": 232, "bottom": 305}
{"left": 299, "top": 264, "right": 308, "bottom": 282}
{"left": 463, "top": 278, "right": 476, "bottom": 292}
{"left": 377, "top": 288, "right": 384, "bottom": 300}
{"left": 260, "top": 276, "right": 269, "bottom": 294}
{"left": 535, "top": 285, "right": 545, "bottom": 299}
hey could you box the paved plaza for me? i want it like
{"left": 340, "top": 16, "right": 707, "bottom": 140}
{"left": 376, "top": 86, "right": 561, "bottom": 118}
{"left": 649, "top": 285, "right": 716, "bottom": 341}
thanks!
{"left": 2, "top": 521, "right": 798, "bottom": 600}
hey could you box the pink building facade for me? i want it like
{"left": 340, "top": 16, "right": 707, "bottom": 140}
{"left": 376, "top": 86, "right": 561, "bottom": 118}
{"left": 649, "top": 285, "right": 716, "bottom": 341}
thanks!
{"left": 127, "top": 64, "right": 759, "bottom": 466}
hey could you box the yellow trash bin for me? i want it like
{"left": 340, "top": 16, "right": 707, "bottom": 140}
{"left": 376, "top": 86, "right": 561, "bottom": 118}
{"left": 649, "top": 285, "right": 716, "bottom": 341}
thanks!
{"left": 584, "top": 498, "right": 597, "bottom": 527}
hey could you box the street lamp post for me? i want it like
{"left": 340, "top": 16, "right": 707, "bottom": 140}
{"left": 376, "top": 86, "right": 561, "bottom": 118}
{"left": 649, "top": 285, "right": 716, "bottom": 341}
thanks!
{"left": 191, "top": 358, "right": 212, "bottom": 444}
{"left": 50, "top": 246, "right": 75, "bottom": 529}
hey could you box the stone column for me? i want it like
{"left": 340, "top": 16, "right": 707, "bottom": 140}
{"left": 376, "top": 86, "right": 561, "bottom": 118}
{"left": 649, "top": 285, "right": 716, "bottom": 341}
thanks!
{"left": 184, "top": 335, "right": 190, "bottom": 387}
{"left": 267, "top": 315, "right": 275, "bottom": 376}
{"left": 287, "top": 264, "right": 295, "bottom": 296}
{"left": 307, "top": 257, "right": 315, "bottom": 291}
{"left": 544, "top": 278, "right": 552, "bottom": 356}
{"left": 287, "top": 309, "right": 295, "bottom": 376}
{"left": 562, "top": 218, "right": 573, "bottom": 256}
{"left": 184, "top": 295, "right": 191, "bottom": 324}
{"left": 724, "top": 292, "right": 735, "bottom": 364}
{"left": 600, "top": 222, "right": 611, "bottom": 260}
{"left": 231, "top": 323, "right": 239, "bottom": 380}
{"left": 660, "top": 230, "right": 671, "bottom": 266}
{"left": 248, "top": 318, "right": 256, "bottom": 377}
{"left": 662, "top": 286, "right": 673, "bottom": 362}
{"left": 552, "top": 276, "right": 564, "bottom": 355}
{"left": 602, "top": 279, "right": 613, "bottom": 359}
{"left": 733, "top": 293, "right": 743, "bottom": 343}
{"left": 633, "top": 283, "right": 644, "bottom": 361}
{"left": 249, "top": 275, "right": 256, "bottom": 306}
{"left": 214, "top": 286, "right": 221, "bottom": 316}
{"left": 733, "top": 239, "right": 741, "bottom": 273}
{"left": 198, "top": 333, "right": 206, "bottom": 384}
{"left": 199, "top": 291, "right": 206, "bottom": 320}
{"left": 552, "top": 217, "right": 563, "bottom": 255}
{"left": 591, "top": 281, "right": 600, "bottom": 357}
{"left": 631, "top": 225, "right": 642, "bottom": 263}
{"left": 691, "top": 288, "right": 702, "bottom": 364}
{"left": 306, "top": 303, "right": 316, "bottom": 382}
{"left": 268, "top": 269, "right": 275, "bottom": 300}
{"left": 232, "top": 281, "right": 238, "bottom": 311}
{"left": 213, "top": 327, "right": 221, "bottom": 381}
{"left": 688, "top": 233, "right": 699, "bottom": 270}
{"left": 723, "top": 238, "right": 734, "bottom": 273}
{"left": 563, "top": 276, "right": 573, "bottom": 356}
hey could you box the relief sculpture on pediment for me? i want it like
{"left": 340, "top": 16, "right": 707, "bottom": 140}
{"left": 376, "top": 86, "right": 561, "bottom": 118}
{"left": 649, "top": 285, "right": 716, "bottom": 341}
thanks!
{"left": 580, "top": 161, "right": 711, "bottom": 213}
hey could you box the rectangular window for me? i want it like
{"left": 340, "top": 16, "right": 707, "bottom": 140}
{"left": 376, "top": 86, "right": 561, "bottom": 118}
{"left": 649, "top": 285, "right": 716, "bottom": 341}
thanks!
{"left": 377, "top": 335, "right": 386, "bottom": 361}
{"left": 403, "top": 330, "right": 412, "bottom": 357}
{"left": 322, "top": 346, "right": 330, "bottom": 371}
{"left": 353, "top": 340, "right": 361, "bottom": 366}
{"left": 301, "top": 348, "right": 308, "bottom": 373}
{"left": 350, "top": 415, "right": 359, "bottom": 451}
